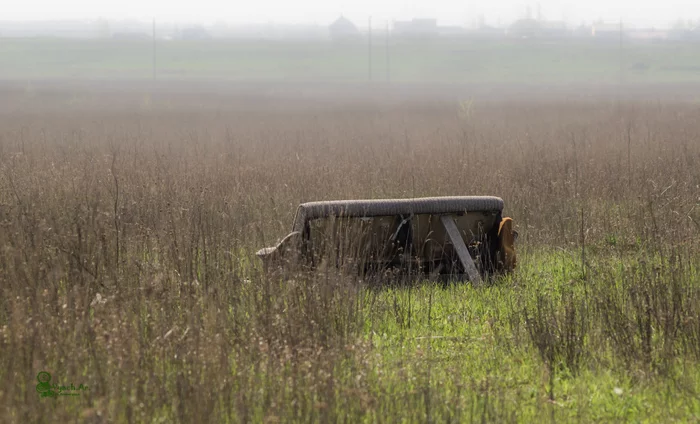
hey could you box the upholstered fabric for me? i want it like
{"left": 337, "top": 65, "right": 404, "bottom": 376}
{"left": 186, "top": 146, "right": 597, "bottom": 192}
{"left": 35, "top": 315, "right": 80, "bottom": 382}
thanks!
{"left": 291, "top": 196, "right": 504, "bottom": 232}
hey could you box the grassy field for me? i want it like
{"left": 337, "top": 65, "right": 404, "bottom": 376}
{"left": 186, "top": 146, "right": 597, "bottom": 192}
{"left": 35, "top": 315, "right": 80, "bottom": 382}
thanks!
{"left": 3, "top": 37, "right": 700, "bottom": 83}
{"left": 0, "top": 81, "right": 699, "bottom": 423}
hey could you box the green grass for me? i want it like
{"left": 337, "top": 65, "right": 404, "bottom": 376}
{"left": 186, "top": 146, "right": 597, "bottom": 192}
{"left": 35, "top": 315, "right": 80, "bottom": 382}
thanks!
{"left": 338, "top": 248, "right": 700, "bottom": 422}
{"left": 3, "top": 37, "right": 700, "bottom": 83}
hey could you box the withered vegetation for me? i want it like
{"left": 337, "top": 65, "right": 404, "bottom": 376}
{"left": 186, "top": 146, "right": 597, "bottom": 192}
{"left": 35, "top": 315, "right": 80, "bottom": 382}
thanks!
{"left": 1, "top": 82, "right": 699, "bottom": 422}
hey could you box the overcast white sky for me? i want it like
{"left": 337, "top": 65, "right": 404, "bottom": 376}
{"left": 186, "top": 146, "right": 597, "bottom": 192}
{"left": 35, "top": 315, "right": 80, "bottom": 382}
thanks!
{"left": 4, "top": 0, "right": 700, "bottom": 28}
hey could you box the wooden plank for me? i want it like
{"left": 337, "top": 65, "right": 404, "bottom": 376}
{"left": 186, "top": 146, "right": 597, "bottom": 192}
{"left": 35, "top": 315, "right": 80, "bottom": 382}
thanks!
{"left": 440, "top": 215, "right": 483, "bottom": 285}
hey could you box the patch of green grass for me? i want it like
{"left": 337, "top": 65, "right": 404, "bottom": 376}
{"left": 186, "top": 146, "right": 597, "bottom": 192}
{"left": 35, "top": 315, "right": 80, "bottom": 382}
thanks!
{"left": 347, "top": 249, "right": 700, "bottom": 422}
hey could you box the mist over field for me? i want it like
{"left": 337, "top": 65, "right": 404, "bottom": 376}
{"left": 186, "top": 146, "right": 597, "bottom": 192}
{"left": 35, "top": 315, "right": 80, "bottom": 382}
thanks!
{"left": 1, "top": 11, "right": 700, "bottom": 423}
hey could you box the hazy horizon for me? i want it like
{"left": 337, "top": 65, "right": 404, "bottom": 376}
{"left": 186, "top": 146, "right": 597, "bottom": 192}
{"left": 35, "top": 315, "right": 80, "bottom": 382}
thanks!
{"left": 3, "top": 0, "right": 700, "bottom": 29}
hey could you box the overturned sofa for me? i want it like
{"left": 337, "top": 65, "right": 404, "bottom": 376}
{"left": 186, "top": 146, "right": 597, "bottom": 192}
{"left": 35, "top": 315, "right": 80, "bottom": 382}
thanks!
{"left": 256, "top": 196, "right": 517, "bottom": 283}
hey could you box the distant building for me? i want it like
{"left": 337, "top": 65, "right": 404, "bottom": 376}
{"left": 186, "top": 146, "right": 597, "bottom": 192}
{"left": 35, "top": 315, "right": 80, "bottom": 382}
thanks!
{"left": 627, "top": 29, "right": 669, "bottom": 41}
{"left": 472, "top": 25, "right": 507, "bottom": 39}
{"left": 0, "top": 19, "right": 103, "bottom": 38}
{"left": 540, "top": 21, "right": 568, "bottom": 38}
{"left": 507, "top": 19, "right": 568, "bottom": 39}
{"left": 507, "top": 19, "right": 540, "bottom": 38}
{"left": 329, "top": 16, "right": 361, "bottom": 42}
{"left": 393, "top": 18, "right": 438, "bottom": 38}
{"left": 437, "top": 25, "right": 467, "bottom": 37}
{"left": 572, "top": 24, "right": 593, "bottom": 38}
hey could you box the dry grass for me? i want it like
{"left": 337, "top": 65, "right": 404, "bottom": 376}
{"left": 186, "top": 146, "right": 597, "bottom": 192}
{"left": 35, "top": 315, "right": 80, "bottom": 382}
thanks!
{"left": 0, "top": 83, "right": 699, "bottom": 422}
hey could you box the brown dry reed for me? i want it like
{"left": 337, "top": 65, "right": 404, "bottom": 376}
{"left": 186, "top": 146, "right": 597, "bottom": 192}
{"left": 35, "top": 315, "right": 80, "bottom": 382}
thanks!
{"left": 0, "top": 84, "right": 699, "bottom": 422}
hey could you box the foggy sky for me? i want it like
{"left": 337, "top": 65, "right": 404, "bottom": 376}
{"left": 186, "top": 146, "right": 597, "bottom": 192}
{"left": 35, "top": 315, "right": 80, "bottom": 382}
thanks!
{"left": 5, "top": 0, "right": 700, "bottom": 28}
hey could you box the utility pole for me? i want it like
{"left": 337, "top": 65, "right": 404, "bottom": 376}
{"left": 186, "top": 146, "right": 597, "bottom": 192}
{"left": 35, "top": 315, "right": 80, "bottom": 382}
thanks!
{"left": 618, "top": 18, "right": 624, "bottom": 90}
{"left": 368, "top": 16, "right": 372, "bottom": 82}
{"left": 385, "top": 20, "right": 390, "bottom": 84}
{"left": 152, "top": 17, "right": 157, "bottom": 81}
